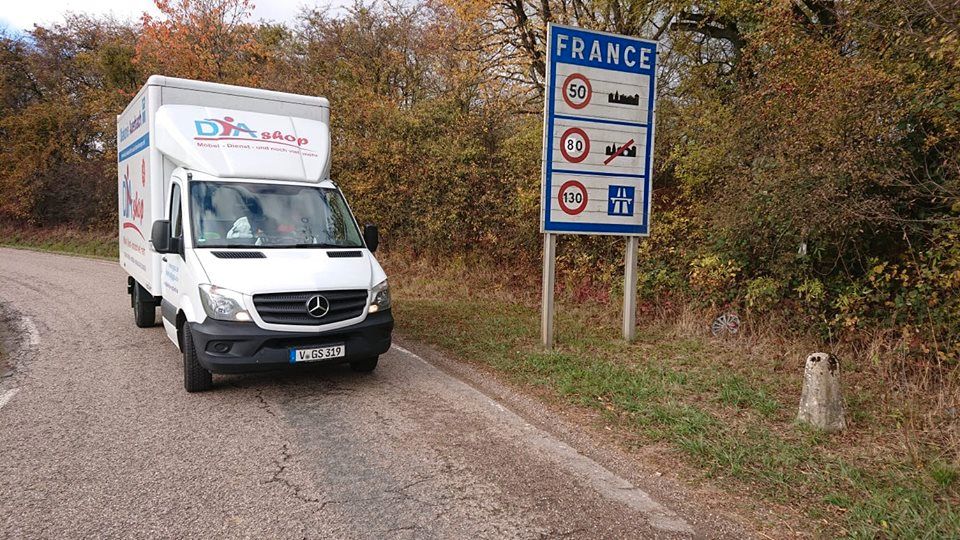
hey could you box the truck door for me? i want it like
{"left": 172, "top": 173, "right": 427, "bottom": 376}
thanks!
{"left": 160, "top": 180, "right": 186, "bottom": 346}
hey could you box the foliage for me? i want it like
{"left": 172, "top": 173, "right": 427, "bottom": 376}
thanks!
{"left": 0, "top": 16, "right": 137, "bottom": 226}
{"left": 744, "top": 276, "right": 780, "bottom": 312}
{"left": 688, "top": 254, "right": 740, "bottom": 304}
{"left": 0, "top": 0, "right": 957, "bottom": 363}
{"left": 135, "top": 0, "right": 262, "bottom": 84}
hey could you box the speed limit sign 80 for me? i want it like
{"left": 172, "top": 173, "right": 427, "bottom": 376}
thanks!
{"left": 559, "top": 127, "right": 590, "bottom": 163}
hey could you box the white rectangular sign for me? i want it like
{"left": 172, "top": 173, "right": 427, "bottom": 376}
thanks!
{"left": 540, "top": 24, "right": 657, "bottom": 236}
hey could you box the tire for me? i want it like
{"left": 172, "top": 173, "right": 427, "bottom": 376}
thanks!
{"left": 181, "top": 324, "right": 213, "bottom": 392}
{"left": 350, "top": 356, "right": 379, "bottom": 373}
{"left": 133, "top": 284, "right": 156, "bottom": 328}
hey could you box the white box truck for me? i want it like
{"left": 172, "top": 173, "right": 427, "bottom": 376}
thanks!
{"left": 118, "top": 76, "right": 393, "bottom": 392}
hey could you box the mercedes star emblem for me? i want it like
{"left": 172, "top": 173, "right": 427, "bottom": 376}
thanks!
{"left": 306, "top": 295, "right": 330, "bottom": 318}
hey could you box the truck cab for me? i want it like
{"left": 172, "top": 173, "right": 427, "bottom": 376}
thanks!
{"left": 118, "top": 77, "right": 392, "bottom": 392}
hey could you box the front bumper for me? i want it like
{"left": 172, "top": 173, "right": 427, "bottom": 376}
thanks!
{"left": 189, "top": 311, "right": 394, "bottom": 374}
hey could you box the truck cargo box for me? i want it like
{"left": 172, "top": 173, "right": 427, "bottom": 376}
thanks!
{"left": 117, "top": 76, "right": 330, "bottom": 296}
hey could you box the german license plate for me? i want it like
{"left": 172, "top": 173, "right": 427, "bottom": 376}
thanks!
{"left": 290, "top": 344, "right": 345, "bottom": 363}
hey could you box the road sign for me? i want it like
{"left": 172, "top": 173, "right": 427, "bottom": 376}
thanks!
{"left": 540, "top": 24, "right": 657, "bottom": 236}
{"left": 540, "top": 24, "right": 658, "bottom": 348}
{"left": 559, "top": 127, "right": 590, "bottom": 163}
{"left": 557, "top": 180, "right": 588, "bottom": 215}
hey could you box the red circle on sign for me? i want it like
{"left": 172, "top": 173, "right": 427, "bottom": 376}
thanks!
{"left": 558, "top": 180, "right": 588, "bottom": 215}
{"left": 562, "top": 73, "right": 592, "bottom": 110}
{"left": 559, "top": 127, "right": 590, "bottom": 163}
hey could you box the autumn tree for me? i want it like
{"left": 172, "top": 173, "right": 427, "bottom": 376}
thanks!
{"left": 0, "top": 16, "right": 139, "bottom": 225}
{"left": 134, "top": 0, "right": 264, "bottom": 84}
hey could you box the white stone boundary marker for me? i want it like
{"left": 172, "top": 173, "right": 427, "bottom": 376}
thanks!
{"left": 797, "top": 352, "right": 847, "bottom": 432}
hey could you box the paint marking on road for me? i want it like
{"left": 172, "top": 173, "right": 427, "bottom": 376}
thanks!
{"left": 388, "top": 343, "right": 694, "bottom": 535}
{"left": 23, "top": 317, "right": 40, "bottom": 348}
{"left": 0, "top": 388, "right": 20, "bottom": 410}
{"left": 391, "top": 344, "right": 430, "bottom": 366}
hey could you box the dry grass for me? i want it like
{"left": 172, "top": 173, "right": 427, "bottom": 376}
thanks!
{"left": 387, "top": 249, "right": 960, "bottom": 462}
{"left": 0, "top": 222, "right": 116, "bottom": 259}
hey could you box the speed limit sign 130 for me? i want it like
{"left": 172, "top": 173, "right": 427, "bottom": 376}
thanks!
{"left": 557, "top": 180, "right": 588, "bottom": 215}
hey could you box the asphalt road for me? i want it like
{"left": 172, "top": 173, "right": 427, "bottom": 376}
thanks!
{"left": 0, "top": 248, "right": 753, "bottom": 539}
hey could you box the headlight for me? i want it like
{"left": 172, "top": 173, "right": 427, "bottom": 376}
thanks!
{"left": 368, "top": 280, "right": 391, "bottom": 313}
{"left": 199, "top": 284, "right": 252, "bottom": 322}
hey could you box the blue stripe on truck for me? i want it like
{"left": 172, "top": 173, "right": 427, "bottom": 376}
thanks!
{"left": 118, "top": 133, "right": 150, "bottom": 162}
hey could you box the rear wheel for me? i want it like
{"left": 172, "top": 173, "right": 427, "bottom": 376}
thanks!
{"left": 350, "top": 356, "right": 379, "bottom": 373}
{"left": 133, "top": 284, "right": 156, "bottom": 328}
{"left": 181, "top": 324, "right": 213, "bottom": 392}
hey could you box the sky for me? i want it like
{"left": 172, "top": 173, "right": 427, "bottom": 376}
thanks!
{"left": 0, "top": 0, "right": 353, "bottom": 34}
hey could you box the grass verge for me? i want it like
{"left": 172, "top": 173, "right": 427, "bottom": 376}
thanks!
{"left": 0, "top": 223, "right": 117, "bottom": 259}
{"left": 387, "top": 254, "right": 959, "bottom": 538}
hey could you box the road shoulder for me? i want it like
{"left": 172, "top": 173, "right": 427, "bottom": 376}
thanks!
{"left": 392, "top": 334, "right": 804, "bottom": 539}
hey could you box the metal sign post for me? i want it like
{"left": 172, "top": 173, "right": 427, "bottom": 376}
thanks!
{"left": 541, "top": 232, "right": 557, "bottom": 348}
{"left": 539, "top": 24, "right": 658, "bottom": 348}
{"left": 622, "top": 236, "right": 639, "bottom": 340}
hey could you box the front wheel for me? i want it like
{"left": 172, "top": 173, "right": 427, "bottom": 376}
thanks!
{"left": 133, "top": 284, "right": 156, "bottom": 328}
{"left": 181, "top": 324, "right": 213, "bottom": 392}
{"left": 349, "top": 356, "right": 379, "bottom": 373}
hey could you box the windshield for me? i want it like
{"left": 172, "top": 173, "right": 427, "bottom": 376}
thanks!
{"left": 189, "top": 181, "right": 364, "bottom": 249}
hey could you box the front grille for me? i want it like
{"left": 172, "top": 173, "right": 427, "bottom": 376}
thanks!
{"left": 252, "top": 289, "right": 368, "bottom": 325}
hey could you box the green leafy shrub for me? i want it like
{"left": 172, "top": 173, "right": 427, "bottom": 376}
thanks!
{"left": 744, "top": 277, "right": 780, "bottom": 313}
{"left": 688, "top": 255, "right": 741, "bottom": 305}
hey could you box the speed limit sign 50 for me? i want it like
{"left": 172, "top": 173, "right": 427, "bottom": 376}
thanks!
{"left": 562, "top": 73, "right": 592, "bottom": 109}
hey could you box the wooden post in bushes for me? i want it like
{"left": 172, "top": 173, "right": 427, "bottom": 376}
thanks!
{"left": 797, "top": 353, "right": 847, "bottom": 432}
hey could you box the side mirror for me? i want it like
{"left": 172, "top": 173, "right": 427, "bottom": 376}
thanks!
{"left": 151, "top": 220, "right": 172, "bottom": 254}
{"left": 363, "top": 224, "right": 379, "bottom": 253}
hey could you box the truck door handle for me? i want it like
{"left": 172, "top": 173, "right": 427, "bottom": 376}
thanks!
{"left": 162, "top": 256, "right": 168, "bottom": 262}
